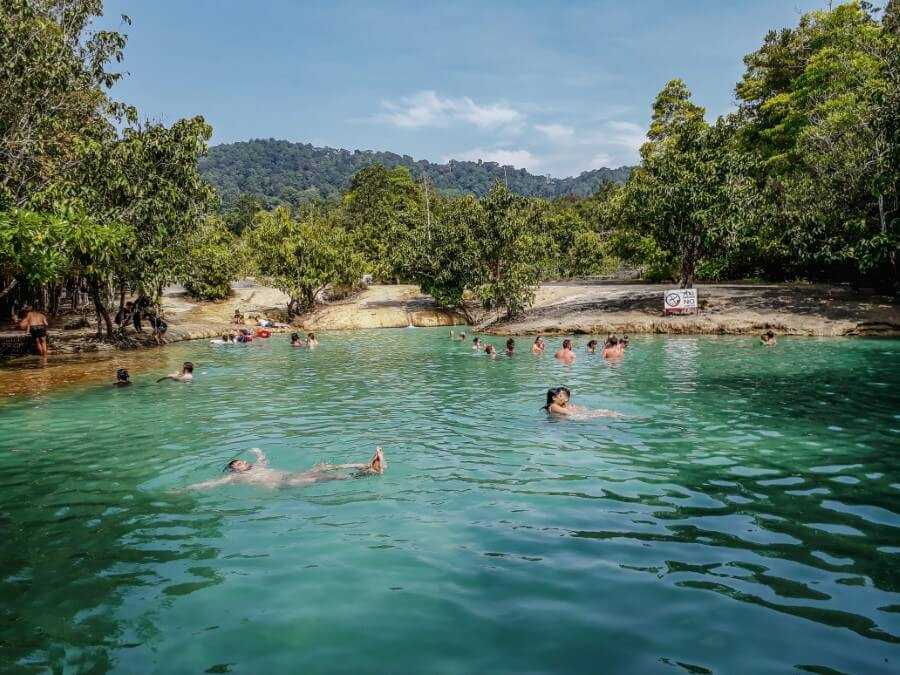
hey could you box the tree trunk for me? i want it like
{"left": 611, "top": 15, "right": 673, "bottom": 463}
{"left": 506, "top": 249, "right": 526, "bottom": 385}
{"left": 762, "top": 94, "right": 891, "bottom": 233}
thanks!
{"left": 88, "top": 280, "right": 114, "bottom": 339}
{"left": 0, "top": 279, "right": 17, "bottom": 300}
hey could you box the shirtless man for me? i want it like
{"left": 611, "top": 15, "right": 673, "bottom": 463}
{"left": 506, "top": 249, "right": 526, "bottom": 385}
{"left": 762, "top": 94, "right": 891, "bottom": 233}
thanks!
{"left": 157, "top": 361, "right": 194, "bottom": 383}
{"left": 187, "top": 447, "right": 386, "bottom": 490}
{"left": 18, "top": 306, "right": 49, "bottom": 356}
{"left": 554, "top": 339, "right": 576, "bottom": 364}
{"left": 602, "top": 336, "right": 624, "bottom": 358}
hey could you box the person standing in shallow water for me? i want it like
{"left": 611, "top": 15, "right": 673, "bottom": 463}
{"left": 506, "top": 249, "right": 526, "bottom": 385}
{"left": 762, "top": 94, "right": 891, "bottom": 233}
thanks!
{"left": 555, "top": 339, "right": 576, "bottom": 364}
{"left": 18, "top": 306, "right": 49, "bottom": 356}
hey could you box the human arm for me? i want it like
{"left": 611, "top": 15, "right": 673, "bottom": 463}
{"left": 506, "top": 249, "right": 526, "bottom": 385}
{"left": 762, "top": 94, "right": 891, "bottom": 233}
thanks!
{"left": 185, "top": 474, "right": 238, "bottom": 490}
{"left": 250, "top": 448, "right": 268, "bottom": 468}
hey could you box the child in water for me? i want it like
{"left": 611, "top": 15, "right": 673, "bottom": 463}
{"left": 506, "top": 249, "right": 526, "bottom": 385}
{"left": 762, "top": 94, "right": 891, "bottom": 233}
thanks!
{"left": 187, "top": 447, "right": 386, "bottom": 490}
{"left": 542, "top": 387, "right": 621, "bottom": 419}
{"left": 114, "top": 368, "right": 131, "bottom": 387}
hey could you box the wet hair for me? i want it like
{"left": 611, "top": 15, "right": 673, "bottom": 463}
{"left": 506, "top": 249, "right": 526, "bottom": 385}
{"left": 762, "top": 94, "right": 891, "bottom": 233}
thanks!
{"left": 587, "top": 339, "right": 598, "bottom": 349}
{"left": 473, "top": 337, "right": 480, "bottom": 343}
{"left": 222, "top": 334, "right": 229, "bottom": 341}
{"left": 562, "top": 339, "right": 572, "bottom": 349}
{"left": 291, "top": 332, "right": 300, "bottom": 342}
{"left": 764, "top": 330, "right": 775, "bottom": 339}
{"left": 485, "top": 344, "right": 495, "bottom": 354}
{"left": 543, "top": 386, "right": 571, "bottom": 410}
{"left": 605, "top": 336, "right": 619, "bottom": 348}
{"left": 506, "top": 338, "right": 515, "bottom": 350}
{"left": 116, "top": 368, "right": 129, "bottom": 381}
{"left": 307, "top": 332, "right": 316, "bottom": 339}
{"left": 182, "top": 362, "right": 194, "bottom": 373}
{"left": 621, "top": 335, "right": 629, "bottom": 347}
{"left": 224, "top": 459, "right": 250, "bottom": 473}
{"left": 460, "top": 332, "right": 466, "bottom": 338}
{"left": 534, "top": 336, "right": 542, "bottom": 344}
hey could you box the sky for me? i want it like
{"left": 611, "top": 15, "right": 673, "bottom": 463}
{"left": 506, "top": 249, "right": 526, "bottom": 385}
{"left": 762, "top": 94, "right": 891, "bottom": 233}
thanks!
{"left": 100, "top": 0, "right": 827, "bottom": 177}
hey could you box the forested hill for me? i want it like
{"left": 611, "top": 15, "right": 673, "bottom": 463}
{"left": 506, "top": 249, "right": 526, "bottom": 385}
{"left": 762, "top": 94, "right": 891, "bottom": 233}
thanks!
{"left": 199, "top": 139, "right": 633, "bottom": 207}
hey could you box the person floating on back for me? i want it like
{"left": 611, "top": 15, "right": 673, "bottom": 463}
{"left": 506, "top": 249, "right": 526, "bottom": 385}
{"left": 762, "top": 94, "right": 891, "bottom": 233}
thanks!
{"left": 158, "top": 361, "right": 194, "bottom": 383}
{"left": 554, "top": 339, "right": 576, "bottom": 364}
{"left": 187, "top": 447, "right": 387, "bottom": 490}
{"left": 18, "top": 305, "right": 49, "bottom": 357}
{"left": 542, "top": 386, "right": 621, "bottom": 419}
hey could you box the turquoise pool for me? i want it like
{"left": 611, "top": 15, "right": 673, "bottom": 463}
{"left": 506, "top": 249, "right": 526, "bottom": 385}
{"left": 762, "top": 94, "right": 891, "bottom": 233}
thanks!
{"left": 1, "top": 329, "right": 899, "bottom": 673}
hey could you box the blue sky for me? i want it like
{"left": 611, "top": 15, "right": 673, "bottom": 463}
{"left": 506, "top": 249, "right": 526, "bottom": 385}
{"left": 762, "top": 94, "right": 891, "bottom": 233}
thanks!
{"left": 100, "top": 0, "right": 826, "bottom": 177}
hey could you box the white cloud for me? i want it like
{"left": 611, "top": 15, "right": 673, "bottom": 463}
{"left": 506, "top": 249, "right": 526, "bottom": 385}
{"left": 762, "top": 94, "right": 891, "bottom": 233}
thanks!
{"left": 534, "top": 123, "right": 575, "bottom": 143}
{"left": 443, "top": 148, "right": 539, "bottom": 171}
{"left": 587, "top": 152, "right": 613, "bottom": 169}
{"left": 601, "top": 121, "right": 646, "bottom": 154}
{"left": 378, "top": 90, "right": 524, "bottom": 131}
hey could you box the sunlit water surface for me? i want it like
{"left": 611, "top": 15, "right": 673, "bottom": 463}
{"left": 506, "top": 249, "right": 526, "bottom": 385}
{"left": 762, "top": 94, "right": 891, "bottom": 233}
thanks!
{"left": 1, "top": 329, "right": 899, "bottom": 674}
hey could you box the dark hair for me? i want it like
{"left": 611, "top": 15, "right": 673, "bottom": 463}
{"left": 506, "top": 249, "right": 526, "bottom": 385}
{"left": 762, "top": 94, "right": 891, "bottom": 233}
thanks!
{"left": 765, "top": 330, "right": 775, "bottom": 338}
{"left": 587, "top": 339, "right": 598, "bottom": 348}
{"left": 222, "top": 334, "right": 229, "bottom": 341}
{"left": 562, "top": 339, "right": 572, "bottom": 349}
{"left": 116, "top": 368, "right": 129, "bottom": 381}
{"left": 307, "top": 332, "right": 316, "bottom": 339}
{"left": 605, "top": 336, "right": 619, "bottom": 348}
{"left": 224, "top": 459, "right": 248, "bottom": 473}
{"left": 183, "top": 362, "right": 194, "bottom": 373}
{"left": 485, "top": 344, "right": 495, "bottom": 354}
{"left": 291, "top": 332, "right": 300, "bottom": 341}
{"left": 473, "top": 336, "right": 480, "bottom": 343}
{"left": 534, "top": 336, "right": 542, "bottom": 344}
{"left": 506, "top": 338, "right": 515, "bottom": 350}
{"left": 543, "top": 386, "right": 571, "bottom": 410}
{"left": 621, "top": 335, "right": 629, "bottom": 346}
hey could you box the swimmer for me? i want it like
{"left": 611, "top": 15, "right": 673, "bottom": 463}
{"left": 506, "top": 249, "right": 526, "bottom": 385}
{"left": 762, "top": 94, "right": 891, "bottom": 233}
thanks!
{"left": 484, "top": 344, "right": 497, "bottom": 358}
{"left": 761, "top": 330, "right": 777, "bottom": 346}
{"left": 114, "top": 368, "right": 131, "bottom": 387}
{"left": 532, "top": 336, "right": 545, "bottom": 355}
{"left": 290, "top": 332, "right": 306, "bottom": 347}
{"left": 505, "top": 338, "right": 515, "bottom": 356}
{"left": 554, "top": 339, "right": 576, "bottom": 364}
{"left": 187, "top": 447, "right": 386, "bottom": 490}
{"left": 621, "top": 335, "right": 630, "bottom": 348}
{"left": 306, "top": 332, "right": 319, "bottom": 348}
{"left": 472, "top": 337, "right": 482, "bottom": 350}
{"left": 602, "top": 335, "right": 624, "bottom": 358}
{"left": 236, "top": 328, "right": 253, "bottom": 343}
{"left": 542, "top": 387, "right": 621, "bottom": 419}
{"left": 458, "top": 331, "right": 467, "bottom": 341}
{"left": 587, "top": 339, "right": 598, "bottom": 354}
{"left": 210, "top": 333, "right": 233, "bottom": 345}
{"left": 157, "top": 361, "right": 194, "bottom": 383}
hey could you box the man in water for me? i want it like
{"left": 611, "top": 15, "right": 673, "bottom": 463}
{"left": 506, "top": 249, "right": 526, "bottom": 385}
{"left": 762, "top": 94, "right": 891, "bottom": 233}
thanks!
{"left": 602, "top": 336, "right": 624, "bottom": 358}
{"left": 114, "top": 368, "right": 131, "bottom": 387}
{"left": 18, "top": 306, "right": 49, "bottom": 356}
{"left": 554, "top": 339, "right": 576, "bottom": 364}
{"left": 187, "top": 447, "right": 386, "bottom": 490}
{"left": 157, "top": 361, "right": 194, "bottom": 383}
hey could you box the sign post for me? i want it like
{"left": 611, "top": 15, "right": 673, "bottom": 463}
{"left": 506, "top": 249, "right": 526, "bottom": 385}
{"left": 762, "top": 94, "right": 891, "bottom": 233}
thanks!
{"left": 663, "top": 289, "right": 698, "bottom": 315}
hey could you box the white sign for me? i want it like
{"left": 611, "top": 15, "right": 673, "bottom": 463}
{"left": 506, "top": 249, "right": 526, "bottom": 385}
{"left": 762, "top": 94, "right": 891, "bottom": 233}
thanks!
{"left": 664, "top": 288, "right": 698, "bottom": 315}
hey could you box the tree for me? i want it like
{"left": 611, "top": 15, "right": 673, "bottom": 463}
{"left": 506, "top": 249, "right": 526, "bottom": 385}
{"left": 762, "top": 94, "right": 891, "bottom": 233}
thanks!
{"left": 177, "top": 217, "right": 241, "bottom": 301}
{"left": 245, "top": 206, "right": 364, "bottom": 315}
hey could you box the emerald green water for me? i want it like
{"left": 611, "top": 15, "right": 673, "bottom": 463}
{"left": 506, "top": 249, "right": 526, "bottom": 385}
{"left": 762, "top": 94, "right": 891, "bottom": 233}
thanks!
{"left": 1, "top": 329, "right": 899, "bottom": 674}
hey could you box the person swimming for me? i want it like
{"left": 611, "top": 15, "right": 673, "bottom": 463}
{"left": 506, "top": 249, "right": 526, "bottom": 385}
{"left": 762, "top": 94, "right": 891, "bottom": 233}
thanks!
{"left": 484, "top": 344, "right": 497, "bottom": 357}
{"left": 505, "top": 338, "right": 515, "bottom": 356}
{"left": 761, "top": 330, "right": 777, "bottom": 346}
{"left": 532, "top": 336, "right": 545, "bottom": 354}
{"left": 472, "top": 337, "right": 482, "bottom": 350}
{"left": 236, "top": 328, "right": 253, "bottom": 343}
{"left": 290, "top": 332, "right": 306, "bottom": 347}
{"left": 602, "top": 336, "right": 624, "bottom": 358}
{"left": 187, "top": 447, "right": 386, "bottom": 490}
{"left": 306, "top": 332, "right": 319, "bottom": 348}
{"left": 157, "top": 362, "right": 194, "bottom": 383}
{"left": 114, "top": 368, "right": 131, "bottom": 387}
{"left": 554, "top": 339, "right": 576, "bottom": 364}
{"left": 587, "top": 339, "right": 598, "bottom": 354}
{"left": 542, "top": 387, "right": 621, "bottom": 419}
{"left": 211, "top": 333, "right": 235, "bottom": 345}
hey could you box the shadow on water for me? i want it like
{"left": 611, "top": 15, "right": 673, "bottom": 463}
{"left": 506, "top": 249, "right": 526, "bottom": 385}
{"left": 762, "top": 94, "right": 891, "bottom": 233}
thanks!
{"left": 0, "top": 450, "right": 225, "bottom": 673}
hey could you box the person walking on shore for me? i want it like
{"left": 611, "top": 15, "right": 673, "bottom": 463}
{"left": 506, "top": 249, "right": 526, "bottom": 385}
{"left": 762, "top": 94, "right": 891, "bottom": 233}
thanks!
{"left": 18, "top": 306, "right": 49, "bottom": 356}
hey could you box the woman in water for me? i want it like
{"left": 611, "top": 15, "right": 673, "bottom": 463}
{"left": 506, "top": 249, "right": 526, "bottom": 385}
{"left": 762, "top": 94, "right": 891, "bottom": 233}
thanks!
{"left": 472, "top": 337, "right": 482, "bottom": 350}
{"left": 484, "top": 344, "right": 497, "bottom": 358}
{"left": 290, "top": 333, "right": 306, "bottom": 347}
{"left": 531, "top": 336, "right": 545, "bottom": 354}
{"left": 587, "top": 339, "right": 598, "bottom": 355}
{"left": 306, "top": 332, "right": 320, "bottom": 348}
{"left": 505, "top": 338, "right": 515, "bottom": 356}
{"left": 187, "top": 447, "right": 386, "bottom": 490}
{"left": 542, "top": 387, "right": 621, "bottom": 419}
{"left": 761, "top": 330, "right": 777, "bottom": 346}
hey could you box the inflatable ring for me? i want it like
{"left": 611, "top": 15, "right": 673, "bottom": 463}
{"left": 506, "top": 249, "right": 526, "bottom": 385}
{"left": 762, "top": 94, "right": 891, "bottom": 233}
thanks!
{"left": 254, "top": 328, "right": 272, "bottom": 338}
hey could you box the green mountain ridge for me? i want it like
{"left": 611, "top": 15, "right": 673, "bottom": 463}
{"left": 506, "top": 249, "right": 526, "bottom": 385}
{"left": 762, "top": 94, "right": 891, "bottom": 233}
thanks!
{"left": 199, "top": 138, "right": 633, "bottom": 207}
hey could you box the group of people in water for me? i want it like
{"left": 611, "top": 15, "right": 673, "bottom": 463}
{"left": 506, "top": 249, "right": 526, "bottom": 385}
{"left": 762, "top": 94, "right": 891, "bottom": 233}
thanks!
{"left": 453, "top": 329, "right": 629, "bottom": 365}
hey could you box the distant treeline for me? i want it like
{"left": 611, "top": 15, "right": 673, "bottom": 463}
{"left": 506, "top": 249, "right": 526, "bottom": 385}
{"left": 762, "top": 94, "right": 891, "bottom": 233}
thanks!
{"left": 198, "top": 139, "right": 633, "bottom": 207}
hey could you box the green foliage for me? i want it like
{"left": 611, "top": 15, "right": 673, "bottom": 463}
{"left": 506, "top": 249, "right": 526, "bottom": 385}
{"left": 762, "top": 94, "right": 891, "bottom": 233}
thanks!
{"left": 198, "top": 139, "right": 633, "bottom": 208}
{"left": 245, "top": 206, "right": 364, "bottom": 314}
{"left": 178, "top": 218, "right": 240, "bottom": 301}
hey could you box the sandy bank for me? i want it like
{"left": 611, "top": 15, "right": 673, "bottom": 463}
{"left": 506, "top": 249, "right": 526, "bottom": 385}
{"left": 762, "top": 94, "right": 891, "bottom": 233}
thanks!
{"left": 486, "top": 282, "right": 900, "bottom": 337}
{"left": 300, "top": 285, "right": 464, "bottom": 330}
